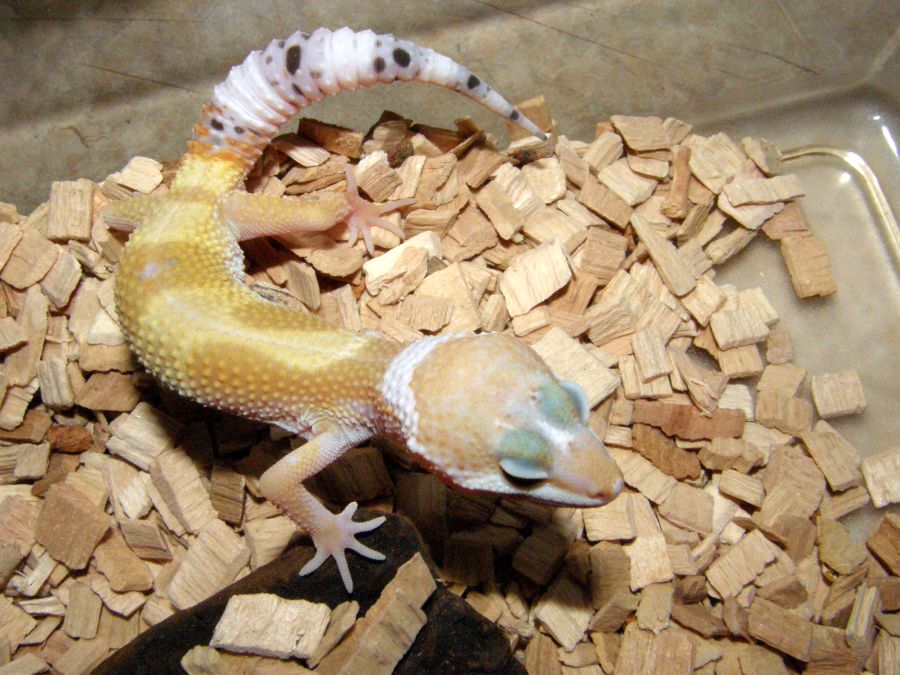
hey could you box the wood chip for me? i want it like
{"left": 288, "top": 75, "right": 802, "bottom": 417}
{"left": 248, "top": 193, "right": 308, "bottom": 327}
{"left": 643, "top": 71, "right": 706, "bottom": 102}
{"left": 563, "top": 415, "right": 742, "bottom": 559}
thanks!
{"left": 13, "top": 442, "right": 50, "bottom": 481}
{"left": 681, "top": 275, "right": 725, "bottom": 326}
{"left": 624, "top": 495, "right": 674, "bottom": 590}
{"left": 4, "top": 287, "right": 48, "bottom": 387}
{"left": 609, "top": 448, "right": 677, "bottom": 505}
{"left": 819, "top": 485, "right": 871, "bottom": 521}
{"left": 671, "top": 602, "right": 727, "bottom": 638}
{"left": 709, "top": 307, "right": 769, "bottom": 349}
{"left": 40, "top": 249, "right": 82, "bottom": 309}
{"left": 62, "top": 581, "right": 102, "bottom": 639}
{"left": 46, "top": 633, "right": 110, "bottom": 675}
{"left": 119, "top": 517, "right": 171, "bottom": 561}
{"left": 699, "top": 438, "right": 764, "bottom": 473}
{"left": 748, "top": 596, "right": 813, "bottom": 662}
{"left": 757, "top": 573, "right": 808, "bottom": 610}
{"left": 578, "top": 176, "right": 633, "bottom": 229}
{"left": 0, "top": 316, "right": 26, "bottom": 352}
{"left": 1, "top": 230, "right": 58, "bottom": 289}
{"left": 584, "top": 493, "right": 637, "bottom": 542}
{"left": 534, "top": 573, "right": 593, "bottom": 651}
{"left": 630, "top": 330, "right": 670, "bottom": 382}
{"left": 34, "top": 483, "right": 109, "bottom": 570}
{"left": 106, "top": 401, "right": 182, "bottom": 471}
{"left": 846, "top": 584, "right": 881, "bottom": 660}
{"left": 718, "top": 469, "right": 765, "bottom": 508}
{"left": 630, "top": 214, "right": 696, "bottom": 296}
{"left": 862, "top": 448, "right": 900, "bottom": 508}
{"left": 688, "top": 133, "right": 745, "bottom": 194}
{"left": 723, "top": 174, "right": 803, "bottom": 206}
{"left": 800, "top": 420, "right": 862, "bottom": 492}
{"left": 662, "top": 146, "right": 691, "bottom": 219}
{"left": 628, "top": 153, "right": 668, "bottom": 180}
{"left": 112, "top": 156, "right": 164, "bottom": 193}
{"left": 74, "top": 372, "right": 140, "bottom": 412}
{"left": 150, "top": 447, "right": 217, "bottom": 534}
{"left": 583, "top": 131, "right": 623, "bottom": 172}
{"left": 658, "top": 483, "right": 714, "bottom": 536}
{"left": 717, "top": 344, "right": 764, "bottom": 379}
{"left": 210, "top": 593, "right": 330, "bottom": 660}
{"left": 867, "top": 514, "right": 900, "bottom": 575}
{"left": 637, "top": 582, "right": 673, "bottom": 635}
{"left": 316, "top": 553, "right": 435, "bottom": 675}
{"left": 297, "top": 118, "right": 363, "bottom": 158}
{"left": 524, "top": 632, "right": 562, "bottom": 675}
{"left": 670, "top": 350, "right": 727, "bottom": 416}
{"left": 757, "top": 362, "right": 806, "bottom": 396}
{"left": 598, "top": 159, "right": 657, "bottom": 206}
{"left": 498, "top": 239, "right": 571, "bottom": 316}
{"left": 632, "top": 400, "right": 745, "bottom": 440}
{"left": 818, "top": 518, "right": 867, "bottom": 575}
{"left": 93, "top": 530, "right": 153, "bottom": 592}
{"left": 244, "top": 516, "right": 296, "bottom": 570}
{"left": 531, "top": 327, "right": 619, "bottom": 406}
{"left": 755, "top": 389, "right": 813, "bottom": 435}
{"left": 620, "top": 354, "right": 673, "bottom": 400}
{"left": 632, "top": 424, "right": 701, "bottom": 481}
{"left": 609, "top": 116, "right": 674, "bottom": 151}
{"left": 706, "top": 529, "right": 777, "bottom": 599}
{"left": 0, "top": 596, "right": 37, "bottom": 651}
{"left": 810, "top": 369, "right": 867, "bottom": 419}
{"left": 0, "top": 653, "right": 48, "bottom": 675}
{"left": 614, "top": 622, "right": 693, "bottom": 675}
{"left": 475, "top": 179, "right": 527, "bottom": 240}
{"left": 167, "top": 519, "right": 250, "bottom": 610}
{"left": 573, "top": 227, "right": 627, "bottom": 285}
{"left": 47, "top": 179, "right": 94, "bottom": 242}
{"left": 780, "top": 233, "right": 837, "bottom": 298}
{"left": 512, "top": 515, "right": 578, "bottom": 586}
{"left": 762, "top": 201, "right": 808, "bottom": 240}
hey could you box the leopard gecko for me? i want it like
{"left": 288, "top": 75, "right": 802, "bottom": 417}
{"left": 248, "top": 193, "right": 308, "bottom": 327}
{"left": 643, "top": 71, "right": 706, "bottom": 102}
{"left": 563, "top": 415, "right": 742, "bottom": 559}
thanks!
{"left": 108, "top": 27, "right": 624, "bottom": 593}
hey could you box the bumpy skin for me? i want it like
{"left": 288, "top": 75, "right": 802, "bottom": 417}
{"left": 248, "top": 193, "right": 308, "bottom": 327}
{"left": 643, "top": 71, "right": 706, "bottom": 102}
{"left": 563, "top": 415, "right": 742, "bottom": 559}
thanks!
{"left": 112, "top": 27, "right": 622, "bottom": 593}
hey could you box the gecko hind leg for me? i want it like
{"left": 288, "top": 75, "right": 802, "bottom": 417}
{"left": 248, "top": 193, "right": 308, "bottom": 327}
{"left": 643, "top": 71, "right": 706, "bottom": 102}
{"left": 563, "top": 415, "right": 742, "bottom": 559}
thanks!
{"left": 102, "top": 193, "right": 167, "bottom": 231}
{"left": 223, "top": 166, "right": 415, "bottom": 254}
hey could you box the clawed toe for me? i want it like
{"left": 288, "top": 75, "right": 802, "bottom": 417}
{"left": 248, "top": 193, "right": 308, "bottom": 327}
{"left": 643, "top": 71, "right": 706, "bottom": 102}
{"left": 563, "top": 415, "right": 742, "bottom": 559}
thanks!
{"left": 299, "top": 501, "right": 386, "bottom": 593}
{"left": 343, "top": 166, "right": 414, "bottom": 254}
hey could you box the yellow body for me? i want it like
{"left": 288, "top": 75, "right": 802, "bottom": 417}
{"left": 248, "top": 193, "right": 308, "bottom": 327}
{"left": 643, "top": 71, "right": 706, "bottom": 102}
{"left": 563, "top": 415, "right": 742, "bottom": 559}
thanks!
{"left": 115, "top": 153, "right": 401, "bottom": 434}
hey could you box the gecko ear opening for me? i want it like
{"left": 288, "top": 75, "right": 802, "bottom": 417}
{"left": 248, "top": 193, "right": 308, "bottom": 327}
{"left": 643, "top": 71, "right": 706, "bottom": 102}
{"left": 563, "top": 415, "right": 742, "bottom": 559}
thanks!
{"left": 500, "top": 456, "right": 551, "bottom": 482}
{"left": 560, "top": 380, "right": 590, "bottom": 423}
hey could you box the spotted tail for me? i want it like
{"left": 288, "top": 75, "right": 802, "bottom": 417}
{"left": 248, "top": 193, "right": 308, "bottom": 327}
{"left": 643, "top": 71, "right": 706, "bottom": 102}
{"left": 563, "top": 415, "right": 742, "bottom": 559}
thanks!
{"left": 191, "top": 27, "right": 546, "bottom": 171}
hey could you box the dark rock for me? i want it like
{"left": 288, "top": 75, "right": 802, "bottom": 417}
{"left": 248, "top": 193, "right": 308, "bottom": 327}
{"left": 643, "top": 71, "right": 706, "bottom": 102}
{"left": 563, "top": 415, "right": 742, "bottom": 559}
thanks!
{"left": 93, "top": 512, "right": 523, "bottom": 674}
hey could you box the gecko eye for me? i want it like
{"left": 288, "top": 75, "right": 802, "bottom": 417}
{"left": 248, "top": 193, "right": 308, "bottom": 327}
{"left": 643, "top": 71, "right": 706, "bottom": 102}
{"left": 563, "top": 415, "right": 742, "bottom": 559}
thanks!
{"left": 500, "top": 456, "right": 550, "bottom": 483}
{"left": 560, "top": 380, "right": 590, "bottom": 423}
{"left": 537, "top": 382, "right": 584, "bottom": 427}
{"left": 498, "top": 429, "right": 552, "bottom": 483}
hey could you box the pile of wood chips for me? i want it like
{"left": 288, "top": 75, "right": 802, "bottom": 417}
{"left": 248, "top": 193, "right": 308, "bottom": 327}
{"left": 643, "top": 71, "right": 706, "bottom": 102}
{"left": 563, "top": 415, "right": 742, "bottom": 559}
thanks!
{"left": 0, "top": 96, "right": 898, "bottom": 674}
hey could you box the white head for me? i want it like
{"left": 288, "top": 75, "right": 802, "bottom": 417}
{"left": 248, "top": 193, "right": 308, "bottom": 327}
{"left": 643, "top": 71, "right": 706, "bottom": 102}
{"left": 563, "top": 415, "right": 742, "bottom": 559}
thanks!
{"left": 381, "top": 333, "right": 624, "bottom": 507}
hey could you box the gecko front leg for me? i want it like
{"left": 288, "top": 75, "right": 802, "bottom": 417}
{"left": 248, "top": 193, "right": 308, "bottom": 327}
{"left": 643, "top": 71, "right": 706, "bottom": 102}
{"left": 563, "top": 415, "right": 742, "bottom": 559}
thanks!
{"left": 258, "top": 423, "right": 385, "bottom": 593}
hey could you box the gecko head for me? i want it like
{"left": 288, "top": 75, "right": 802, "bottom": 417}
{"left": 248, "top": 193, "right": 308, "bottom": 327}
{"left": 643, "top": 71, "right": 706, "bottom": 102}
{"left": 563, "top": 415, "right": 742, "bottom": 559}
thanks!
{"left": 381, "top": 333, "right": 623, "bottom": 507}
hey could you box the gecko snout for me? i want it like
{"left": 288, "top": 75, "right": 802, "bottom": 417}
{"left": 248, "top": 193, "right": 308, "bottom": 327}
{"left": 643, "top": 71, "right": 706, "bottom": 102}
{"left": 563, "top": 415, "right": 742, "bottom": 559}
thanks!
{"left": 592, "top": 477, "right": 625, "bottom": 503}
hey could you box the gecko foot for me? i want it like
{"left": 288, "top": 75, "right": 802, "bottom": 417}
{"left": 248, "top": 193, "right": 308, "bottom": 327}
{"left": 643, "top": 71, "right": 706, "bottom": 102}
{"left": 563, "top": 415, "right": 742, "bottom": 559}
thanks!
{"left": 343, "top": 166, "right": 415, "bottom": 254}
{"left": 299, "top": 501, "right": 386, "bottom": 593}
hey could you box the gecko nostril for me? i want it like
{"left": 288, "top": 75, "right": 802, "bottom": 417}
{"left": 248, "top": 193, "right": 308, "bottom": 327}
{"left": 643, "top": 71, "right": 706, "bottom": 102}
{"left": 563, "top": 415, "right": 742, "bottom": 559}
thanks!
{"left": 595, "top": 478, "right": 624, "bottom": 503}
